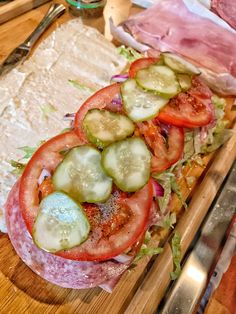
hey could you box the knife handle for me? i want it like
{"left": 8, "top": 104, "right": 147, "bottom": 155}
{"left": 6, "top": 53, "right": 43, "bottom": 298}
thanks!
{"left": 23, "top": 3, "right": 65, "bottom": 48}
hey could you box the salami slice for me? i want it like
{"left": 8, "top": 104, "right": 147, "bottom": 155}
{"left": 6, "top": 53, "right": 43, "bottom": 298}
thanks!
{"left": 211, "top": 0, "right": 236, "bottom": 30}
{"left": 5, "top": 182, "right": 130, "bottom": 289}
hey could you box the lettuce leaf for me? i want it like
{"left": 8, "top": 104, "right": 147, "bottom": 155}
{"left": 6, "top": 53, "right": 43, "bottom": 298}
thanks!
{"left": 152, "top": 172, "right": 173, "bottom": 213}
{"left": 156, "top": 212, "right": 176, "bottom": 229}
{"left": 9, "top": 160, "right": 26, "bottom": 176}
{"left": 68, "top": 79, "right": 96, "bottom": 93}
{"left": 117, "top": 45, "right": 142, "bottom": 62}
{"left": 18, "top": 146, "right": 38, "bottom": 160}
{"left": 40, "top": 103, "right": 57, "bottom": 119}
{"left": 134, "top": 244, "right": 163, "bottom": 263}
{"left": 170, "top": 232, "right": 182, "bottom": 280}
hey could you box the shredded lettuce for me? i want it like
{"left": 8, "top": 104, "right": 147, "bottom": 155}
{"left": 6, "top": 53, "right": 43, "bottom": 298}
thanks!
{"left": 9, "top": 160, "right": 26, "bottom": 175}
{"left": 40, "top": 103, "right": 57, "bottom": 119}
{"left": 170, "top": 232, "right": 182, "bottom": 280}
{"left": 170, "top": 176, "right": 188, "bottom": 209}
{"left": 152, "top": 172, "right": 173, "bottom": 213}
{"left": 134, "top": 244, "right": 163, "bottom": 263}
{"left": 18, "top": 146, "right": 38, "bottom": 160}
{"left": 201, "top": 129, "right": 234, "bottom": 153}
{"left": 117, "top": 45, "right": 142, "bottom": 62}
{"left": 156, "top": 212, "right": 176, "bottom": 230}
{"left": 68, "top": 79, "right": 96, "bottom": 93}
{"left": 184, "top": 131, "right": 195, "bottom": 160}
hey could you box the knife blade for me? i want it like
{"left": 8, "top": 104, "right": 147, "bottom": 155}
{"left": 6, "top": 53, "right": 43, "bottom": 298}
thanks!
{"left": 0, "top": 3, "right": 65, "bottom": 76}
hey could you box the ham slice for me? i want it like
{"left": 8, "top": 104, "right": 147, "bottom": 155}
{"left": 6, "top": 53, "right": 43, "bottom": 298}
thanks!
{"left": 113, "top": 0, "right": 236, "bottom": 95}
{"left": 211, "top": 0, "right": 236, "bottom": 30}
{"left": 5, "top": 182, "right": 130, "bottom": 290}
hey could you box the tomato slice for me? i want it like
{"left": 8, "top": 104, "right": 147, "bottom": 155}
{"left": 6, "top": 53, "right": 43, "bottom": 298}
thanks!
{"left": 137, "top": 121, "right": 184, "bottom": 173}
{"left": 129, "top": 57, "right": 158, "bottom": 78}
{"left": 19, "top": 131, "right": 153, "bottom": 261}
{"left": 74, "top": 83, "right": 121, "bottom": 142}
{"left": 158, "top": 78, "right": 213, "bottom": 128}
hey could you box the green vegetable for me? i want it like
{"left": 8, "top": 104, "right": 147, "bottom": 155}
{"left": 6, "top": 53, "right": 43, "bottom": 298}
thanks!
{"left": 53, "top": 146, "right": 112, "bottom": 203}
{"left": 68, "top": 79, "right": 96, "bottom": 93}
{"left": 177, "top": 74, "right": 192, "bottom": 91}
{"left": 121, "top": 79, "right": 168, "bottom": 122}
{"left": 170, "top": 176, "right": 188, "bottom": 209}
{"left": 9, "top": 160, "right": 26, "bottom": 176}
{"left": 162, "top": 52, "right": 201, "bottom": 75}
{"left": 18, "top": 146, "right": 38, "bottom": 160}
{"left": 40, "top": 103, "right": 57, "bottom": 119}
{"left": 117, "top": 45, "right": 142, "bottom": 62}
{"left": 33, "top": 192, "right": 90, "bottom": 253}
{"left": 134, "top": 244, "right": 163, "bottom": 263}
{"left": 152, "top": 172, "right": 174, "bottom": 213}
{"left": 156, "top": 212, "right": 176, "bottom": 230}
{"left": 170, "top": 232, "right": 182, "bottom": 280}
{"left": 83, "top": 109, "right": 135, "bottom": 148}
{"left": 102, "top": 138, "right": 151, "bottom": 192}
{"left": 136, "top": 65, "right": 181, "bottom": 98}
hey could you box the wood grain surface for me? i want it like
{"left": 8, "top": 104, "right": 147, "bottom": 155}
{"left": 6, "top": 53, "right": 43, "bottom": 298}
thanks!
{"left": 0, "top": 0, "right": 51, "bottom": 24}
{"left": 0, "top": 1, "right": 236, "bottom": 313}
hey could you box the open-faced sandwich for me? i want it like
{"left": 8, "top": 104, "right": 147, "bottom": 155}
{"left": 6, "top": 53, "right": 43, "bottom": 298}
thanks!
{"left": 4, "top": 51, "right": 234, "bottom": 291}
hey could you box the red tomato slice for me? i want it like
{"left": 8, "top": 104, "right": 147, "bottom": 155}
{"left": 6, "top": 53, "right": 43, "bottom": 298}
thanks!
{"left": 158, "top": 78, "right": 213, "bottom": 128}
{"left": 19, "top": 131, "right": 153, "bottom": 261}
{"left": 137, "top": 121, "right": 184, "bottom": 173}
{"left": 129, "top": 57, "right": 158, "bottom": 78}
{"left": 58, "top": 182, "right": 153, "bottom": 261}
{"left": 74, "top": 83, "right": 121, "bottom": 142}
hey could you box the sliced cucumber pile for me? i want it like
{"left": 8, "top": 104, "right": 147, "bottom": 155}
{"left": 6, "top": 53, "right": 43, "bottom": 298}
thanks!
{"left": 121, "top": 79, "right": 168, "bottom": 122}
{"left": 83, "top": 109, "right": 134, "bottom": 148}
{"left": 102, "top": 138, "right": 151, "bottom": 192}
{"left": 136, "top": 65, "right": 181, "bottom": 98}
{"left": 162, "top": 52, "right": 201, "bottom": 75}
{"left": 53, "top": 146, "right": 112, "bottom": 203}
{"left": 33, "top": 192, "right": 90, "bottom": 252}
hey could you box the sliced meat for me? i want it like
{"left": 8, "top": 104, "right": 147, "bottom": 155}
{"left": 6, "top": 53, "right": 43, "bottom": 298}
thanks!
{"left": 211, "top": 0, "right": 236, "bottom": 29}
{"left": 5, "top": 182, "right": 130, "bottom": 289}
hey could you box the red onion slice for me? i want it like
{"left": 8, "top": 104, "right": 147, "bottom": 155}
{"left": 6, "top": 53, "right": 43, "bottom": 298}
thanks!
{"left": 112, "top": 254, "right": 132, "bottom": 264}
{"left": 152, "top": 179, "right": 164, "bottom": 197}
{"left": 38, "top": 169, "right": 51, "bottom": 186}
{"left": 111, "top": 73, "right": 129, "bottom": 83}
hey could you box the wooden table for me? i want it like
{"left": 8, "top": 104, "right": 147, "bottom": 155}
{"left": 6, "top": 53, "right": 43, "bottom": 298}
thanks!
{"left": 0, "top": 2, "right": 236, "bottom": 313}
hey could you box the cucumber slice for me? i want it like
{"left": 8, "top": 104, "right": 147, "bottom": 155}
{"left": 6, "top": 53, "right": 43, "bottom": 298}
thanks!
{"left": 136, "top": 65, "right": 180, "bottom": 98}
{"left": 83, "top": 109, "right": 135, "bottom": 148}
{"left": 53, "top": 146, "right": 112, "bottom": 203}
{"left": 121, "top": 79, "right": 168, "bottom": 122}
{"left": 33, "top": 192, "right": 90, "bottom": 253}
{"left": 177, "top": 74, "right": 192, "bottom": 91}
{"left": 102, "top": 138, "right": 151, "bottom": 192}
{"left": 162, "top": 52, "right": 201, "bottom": 75}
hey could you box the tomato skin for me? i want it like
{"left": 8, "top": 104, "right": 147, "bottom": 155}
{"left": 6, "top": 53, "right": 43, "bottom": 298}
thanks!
{"left": 19, "top": 131, "right": 153, "bottom": 262}
{"left": 19, "top": 132, "right": 84, "bottom": 234}
{"left": 74, "top": 83, "right": 121, "bottom": 142}
{"left": 137, "top": 121, "right": 184, "bottom": 173}
{"left": 129, "top": 57, "right": 158, "bottom": 78}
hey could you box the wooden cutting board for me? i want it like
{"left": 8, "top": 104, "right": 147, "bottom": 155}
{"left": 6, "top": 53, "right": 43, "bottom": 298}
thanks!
{"left": 0, "top": 1, "right": 236, "bottom": 313}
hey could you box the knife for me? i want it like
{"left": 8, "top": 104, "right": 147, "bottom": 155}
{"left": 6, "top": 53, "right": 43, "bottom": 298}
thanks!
{"left": 0, "top": 3, "right": 65, "bottom": 76}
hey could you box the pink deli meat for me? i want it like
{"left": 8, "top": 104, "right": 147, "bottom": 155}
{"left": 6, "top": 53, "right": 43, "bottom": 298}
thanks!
{"left": 211, "top": 0, "right": 236, "bottom": 30}
{"left": 118, "top": 0, "right": 236, "bottom": 95}
{"left": 5, "top": 182, "right": 130, "bottom": 290}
